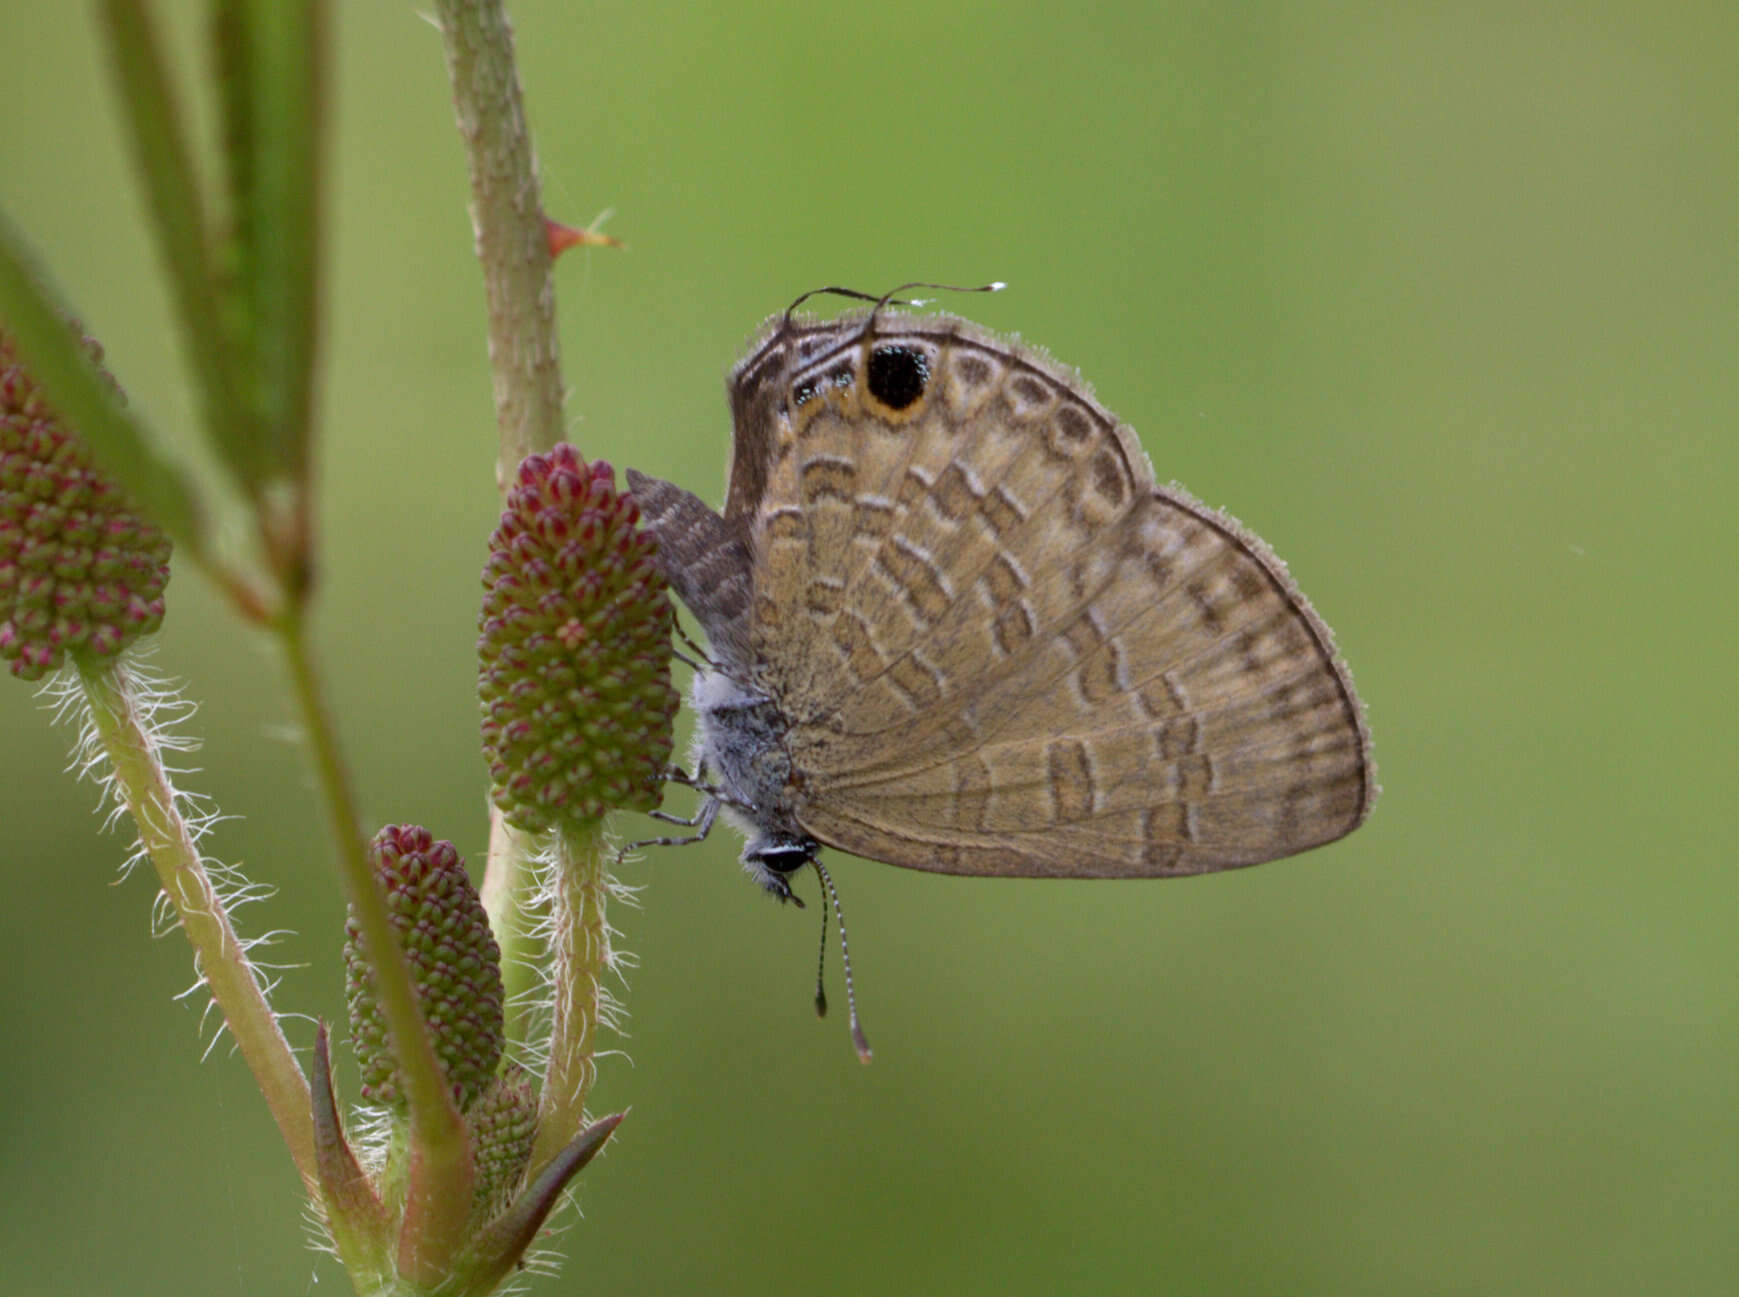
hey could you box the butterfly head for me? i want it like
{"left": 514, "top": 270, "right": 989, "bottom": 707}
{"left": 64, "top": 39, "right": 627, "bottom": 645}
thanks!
{"left": 738, "top": 831, "right": 821, "bottom": 905}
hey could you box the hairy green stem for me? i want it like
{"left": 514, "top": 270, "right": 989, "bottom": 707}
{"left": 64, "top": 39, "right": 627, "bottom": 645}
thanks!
{"left": 532, "top": 820, "right": 611, "bottom": 1168}
{"left": 76, "top": 657, "right": 315, "bottom": 1187}
{"left": 482, "top": 813, "right": 543, "bottom": 1053}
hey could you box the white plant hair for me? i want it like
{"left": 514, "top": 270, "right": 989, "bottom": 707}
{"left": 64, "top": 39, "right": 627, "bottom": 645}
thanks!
{"left": 44, "top": 648, "right": 292, "bottom": 1063}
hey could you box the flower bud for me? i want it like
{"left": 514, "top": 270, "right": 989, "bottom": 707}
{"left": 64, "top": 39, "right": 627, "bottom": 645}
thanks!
{"left": 0, "top": 328, "right": 171, "bottom": 680}
{"left": 478, "top": 445, "right": 677, "bottom": 833}
{"left": 344, "top": 825, "right": 505, "bottom": 1112}
{"left": 467, "top": 1066, "right": 540, "bottom": 1217}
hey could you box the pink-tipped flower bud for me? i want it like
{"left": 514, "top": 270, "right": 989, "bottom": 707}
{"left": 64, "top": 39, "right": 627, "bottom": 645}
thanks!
{"left": 478, "top": 445, "right": 677, "bottom": 832}
{"left": 0, "top": 328, "right": 171, "bottom": 681}
{"left": 344, "top": 825, "right": 505, "bottom": 1113}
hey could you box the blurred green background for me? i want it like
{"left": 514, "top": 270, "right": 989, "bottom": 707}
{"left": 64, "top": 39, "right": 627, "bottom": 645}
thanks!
{"left": 3, "top": 3, "right": 1734, "bottom": 1293}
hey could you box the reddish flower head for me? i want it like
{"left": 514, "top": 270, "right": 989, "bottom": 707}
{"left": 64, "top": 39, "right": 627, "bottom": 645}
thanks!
{"left": 0, "top": 329, "right": 170, "bottom": 680}
{"left": 478, "top": 445, "right": 677, "bottom": 832}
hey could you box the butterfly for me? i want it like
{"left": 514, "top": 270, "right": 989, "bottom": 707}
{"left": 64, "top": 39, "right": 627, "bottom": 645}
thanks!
{"left": 627, "top": 287, "right": 1376, "bottom": 1055}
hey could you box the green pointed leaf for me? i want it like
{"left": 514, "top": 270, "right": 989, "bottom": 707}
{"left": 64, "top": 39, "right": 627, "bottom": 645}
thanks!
{"left": 96, "top": 0, "right": 251, "bottom": 466}
{"left": 309, "top": 1024, "right": 390, "bottom": 1278}
{"left": 452, "top": 1112, "right": 626, "bottom": 1297}
{"left": 213, "top": 0, "right": 325, "bottom": 493}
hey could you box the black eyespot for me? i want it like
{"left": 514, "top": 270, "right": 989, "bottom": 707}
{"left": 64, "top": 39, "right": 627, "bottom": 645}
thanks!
{"left": 867, "top": 345, "right": 930, "bottom": 410}
{"left": 792, "top": 379, "right": 818, "bottom": 407}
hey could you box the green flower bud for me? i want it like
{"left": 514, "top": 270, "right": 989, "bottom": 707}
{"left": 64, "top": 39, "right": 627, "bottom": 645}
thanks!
{"left": 344, "top": 825, "right": 505, "bottom": 1112}
{"left": 0, "top": 328, "right": 171, "bottom": 680}
{"left": 467, "top": 1065, "right": 540, "bottom": 1217}
{"left": 478, "top": 445, "right": 677, "bottom": 833}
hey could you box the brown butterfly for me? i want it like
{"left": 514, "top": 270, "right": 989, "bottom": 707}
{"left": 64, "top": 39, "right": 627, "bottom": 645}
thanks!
{"left": 628, "top": 287, "right": 1376, "bottom": 1054}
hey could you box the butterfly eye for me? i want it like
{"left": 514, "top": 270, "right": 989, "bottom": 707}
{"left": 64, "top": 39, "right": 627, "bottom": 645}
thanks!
{"left": 866, "top": 344, "right": 930, "bottom": 410}
{"left": 748, "top": 840, "right": 816, "bottom": 875}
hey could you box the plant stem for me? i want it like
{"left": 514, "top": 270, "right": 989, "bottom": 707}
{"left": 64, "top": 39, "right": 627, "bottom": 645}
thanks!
{"left": 438, "top": 0, "right": 574, "bottom": 1088}
{"left": 437, "top": 0, "right": 623, "bottom": 1202}
{"left": 436, "top": 0, "right": 566, "bottom": 486}
{"left": 76, "top": 657, "right": 316, "bottom": 1187}
{"left": 482, "top": 813, "right": 543, "bottom": 1054}
{"left": 278, "top": 611, "right": 473, "bottom": 1277}
{"left": 532, "top": 819, "right": 611, "bottom": 1167}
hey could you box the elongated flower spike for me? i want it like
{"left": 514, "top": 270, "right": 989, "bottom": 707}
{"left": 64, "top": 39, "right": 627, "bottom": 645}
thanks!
{"left": 344, "top": 825, "right": 506, "bottom": 1114}
{"left": 478, "top": 444, "right": 677, "bottom": 832}
{"left": 0, "top": 327, "right": 171, "bottom": 680}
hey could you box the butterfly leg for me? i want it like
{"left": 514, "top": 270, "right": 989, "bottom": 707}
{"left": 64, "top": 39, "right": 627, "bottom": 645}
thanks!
{"left": 646, "top": 797, "right": 716, "bottom": 832}
{"left": 661, "top": 762, "right": 720, "bottom": 793}
{"left": 623, "top": 794, "right": 720, "bottom": 853}
{"left": 672, "top": 623, "right": 714, "bottom": 673}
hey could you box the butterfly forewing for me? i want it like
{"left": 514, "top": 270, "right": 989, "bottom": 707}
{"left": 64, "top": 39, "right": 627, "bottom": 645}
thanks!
{"left": 722, "top": 311, "right": 1373, "bottom": 878}
{"left": 733, "top": 323, "right": 1132, "bottom": 727}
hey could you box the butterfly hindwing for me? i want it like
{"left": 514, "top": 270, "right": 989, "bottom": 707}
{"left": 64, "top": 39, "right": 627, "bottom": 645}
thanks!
{"left": 801, "top": 486, "right": 1372, "bottom": 876}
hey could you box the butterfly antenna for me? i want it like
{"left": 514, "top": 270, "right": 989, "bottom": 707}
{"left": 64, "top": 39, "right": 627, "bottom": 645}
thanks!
{"left": 786, "top": 281, "right": 1006, "bottom": 325}
{"left": 785, "top": 285, "right": 885, "bottom": 321}
{"left": 811, "top": 858, "right": 872, "bottom": 1064}
{"left": 812, "top": 871, "right": 831, "bottom": 1019}
{"left": 873, "top": 279, "right": 1006, "bottom": 315}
